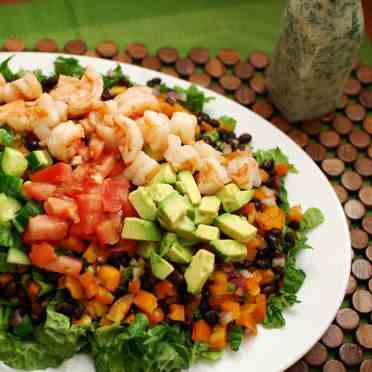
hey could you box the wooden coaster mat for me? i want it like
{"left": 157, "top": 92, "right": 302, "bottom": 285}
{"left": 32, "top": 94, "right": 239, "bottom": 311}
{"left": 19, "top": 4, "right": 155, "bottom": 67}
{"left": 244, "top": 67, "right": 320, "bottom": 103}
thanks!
{"left": 2, "top": 38, "right": 372, "bottom": 372}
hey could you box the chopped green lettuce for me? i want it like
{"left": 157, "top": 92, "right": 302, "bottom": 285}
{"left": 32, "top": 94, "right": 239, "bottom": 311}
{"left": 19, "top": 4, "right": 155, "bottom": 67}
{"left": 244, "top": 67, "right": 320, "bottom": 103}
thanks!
{"left": 300, "top": 208, "right": 324, "bottom": 232}
{"left": 228, "top": 325, "right": 244, "bottom": 351}
{"left": 0, "top": 56, "right": 18, "bottom": 82}
{"left": 0, "top": 172, "right": 24, "bottom": 200}
{"left": 54, "top": 57, "right": 85, "bottom": 78}
{"left": 254, "top": 147, "right": 297, "bottom": 173}
{"left": 103, "top": 65, "right": 126, "bottom": 90}
{"left": 174, "top": 85, "right": 214, "bottom": 112}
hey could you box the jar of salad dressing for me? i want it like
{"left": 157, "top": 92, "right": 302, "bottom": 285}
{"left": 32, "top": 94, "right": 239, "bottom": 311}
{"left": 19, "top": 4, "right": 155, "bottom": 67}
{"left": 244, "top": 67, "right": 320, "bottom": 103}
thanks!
{"left": 268, "top": 0, "right": 364, "bottom": 122}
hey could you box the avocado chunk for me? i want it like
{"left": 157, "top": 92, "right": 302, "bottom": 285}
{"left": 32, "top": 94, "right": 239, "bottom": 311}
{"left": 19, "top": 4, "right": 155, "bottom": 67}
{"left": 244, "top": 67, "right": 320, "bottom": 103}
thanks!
{"left": 210, "top": 239, "right": 247, "bottom": 262}
{"left": 217, "top": 183, "right": 255, "bottom": 213}
{"left": 195, "top": 224, "right": 220, "bottom": 241}
{"left": 173, "top": 216, "right": 196, "bottom": 240}
{"left": 215, "top": 213, "right": 257, "bottom": 242}
{"left": 150, "top": 253, "right": 174, "bottom": 280}
{"left": 179, "top": 237, "right": 199, "bottom": 247}
{"left": 7, "top": 247, "right": 31, "bottom": 265}
{"left": 0, "top": 193, "right": 21, "bottom": 223}
{"left": 158, "top": 192, "right": 187, "bottom": 225}
{"left": 147, "top": 184, "right": 174, "bottom": 203}
{"left": 160, "top": 234, "right": 193, "bottom": 264}
{"left": 182, "top": 195, "right": 196, "bottom": 219}
{"left": 194, "top": 196, "right": 221, "bottom": 225}
{"left": 149, "top": 163, "right": 177, "bottom": 184}
{"left": 177, "top": 171, "right": 201, "bottom": 206}
{"left": 185, "top": 249, "right": 215, "bottom": 294}
{"left": 122, "top": 217, "right": 161, "bottom": 241}
{"left": 129, "top": 187, "right": 157, "bottom": 221}
{"left": 138, "top": 241, "right": 158, "bottom": 258}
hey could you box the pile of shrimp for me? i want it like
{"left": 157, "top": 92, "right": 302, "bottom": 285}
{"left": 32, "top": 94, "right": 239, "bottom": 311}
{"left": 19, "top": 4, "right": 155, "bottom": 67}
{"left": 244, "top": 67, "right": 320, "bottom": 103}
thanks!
{"left": 0, "top": 66, "right": 262, "bottom": 194}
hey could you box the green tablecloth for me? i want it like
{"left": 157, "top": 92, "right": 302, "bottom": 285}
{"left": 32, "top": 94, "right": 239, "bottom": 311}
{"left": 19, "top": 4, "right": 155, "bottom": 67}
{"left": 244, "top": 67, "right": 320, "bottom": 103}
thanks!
{"left": 0, "top": 0, "right": 371, "bottom": 62}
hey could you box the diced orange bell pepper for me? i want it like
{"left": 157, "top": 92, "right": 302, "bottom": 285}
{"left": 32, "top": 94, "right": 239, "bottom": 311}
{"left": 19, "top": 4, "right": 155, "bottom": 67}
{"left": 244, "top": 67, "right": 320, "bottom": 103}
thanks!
{"left": 79, "top": 271, "right": 98, "bottom": 299}
{"left": 254, "top": 188, "right": 267, "bottom": 201}
{"left": 148, "top": 306, "right": 165, "bottom": 325}
{"left": 237, "top": 304, "right": 257, "bottom": 334}
{"left": 259, "top": 168, "right": 270, "bottom": 183}
{"left": 0, "top": 273, "right": 12, "bottom": 287}
{"left": 209, "top": 271, "right": 228, "bottom": 296}
{"left": 288, "top": 205, "right": 303, "bottom": 222}
{"left": 107, "top": 294, "right": 134, "bottom": 322}
{"left": 245, "top": 276, "right": 261, "bottom": 297}
{"left": 253, "top": 294, "right": 267, "bottom": 323}
{"left": 158, "top": 98, "right": 174, "bottom": 117}
{"left": 209, "top": 326, "right": 227, "bottom": 350}
{"left": 192, "top": 320, "right": 211, "bottom": 343}
{"left": 86, "top": 300, "right": 108, "bottom": 319}
{"left": 95, "top": 286, "right": 114, "bottom": 305}
{"left": 255, "top": 206, "right": 285, "bottom": 231}
{"left": 134, "top": 290, "right": 158, "bottom": 314}
{"left": 154, "top": 280, "right": 176, "bottom": 299}
{"left": 73, "top": 315, "right": 92, "bottom": 326}
{"left": 97, "top": 265, "right": 121, "bottom": 292}
{"left": 100, "top": 317, "right": 113, "bottom": 326}
{"left": 65, "top": 275, "right": 84, "bottom": 300}
{"left": 125, "top": 313, "right": 136, "bottom": 324}
{"left": 275, "top": 163, "right": 289, "bottom": 177}
{"left": 28, "top": 281, "right": 41, "bottom": 300}
{"left": 83, "top": 244, "right": 97, "bottom": 264}
{"left": 128, "top": 280, "right": 141, "bottom": 295}
{"left": 258, "top": 269, "right": 275, "bottom": 285}
{"left": 220, "top": 301, "right": 241, "bottom": 320}
{"left": 209, "top": 294, "right": 237, "bottom": 309}
{"left": 168, "top": 304, "right": 185, "bottom": 322}
{"left": 60, "top": 236, "right": 87, "bottom": 253}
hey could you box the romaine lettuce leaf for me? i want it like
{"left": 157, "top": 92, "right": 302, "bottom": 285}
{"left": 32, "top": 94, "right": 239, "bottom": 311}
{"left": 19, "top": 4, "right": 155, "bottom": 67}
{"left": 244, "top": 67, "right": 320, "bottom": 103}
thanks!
{"left": 254, "top": 147, "right": 297, "bottom": 173}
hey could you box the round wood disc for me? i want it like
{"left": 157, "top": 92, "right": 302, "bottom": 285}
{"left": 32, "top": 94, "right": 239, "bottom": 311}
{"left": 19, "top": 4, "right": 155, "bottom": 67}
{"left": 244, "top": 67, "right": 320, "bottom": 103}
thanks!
{"left": 188, "top": 47, "right": 209, "bottom": 65}
{"left": 363, "top": 116, "right": 372, "bottom": 134}
{"left": 249, "top": 51, "right": 269, "bottom": 69}
{"left": 356, "top": 324, "right": 372, "bottom": 349}
{"left": 64, "top": 39, "right": 87, "bottom": 54}
{"left": 219, "top": 75, "right": 241, "bottom": 91}
{"left": 288, "top": 129, "right": 309, "bottom": 148}
{"left": 142, "top": 56, "right": 161, "bottom": 71}
{"left": 336, "top": 144, "right": 358, "bottom": 163}
{"left": 346, "top": 275, "right": 358, "bottom": 296}
{"left": 175, "top": 57, "right": 195, "bottom": 76}
{"left": 304, "top": 342, "right": 328, "bottom": 366}
{"left": 336, "top": 94, "right": 349, "bottom": 110}
{"left": 234, "top": 86, "right": 256, "bottom": 106}
{"left": 126, "top": 42, "right": 148, "bottom": 60}
{"left": 321, "top": 158, "right": 345, "bottom": 177}
{"left": 96, "top": 40, "right": 118, "bottom": 58}
{"left": 114, "top": 52, "right": 132, "bottom": 64}
{"left": 319, "top": 130, "right": 341, "bottom": 148}
{"left": 359, "top": 90, "right": 372, "bottom": 109}
{"left": 359, "top": 186, "right": 372, "bottom": 207}
{"left": 357, "top": 65, "right": 372, "bottom": 84}
{"left": 354, "top": 157, "right": 372, "bottom": 177}
{"left": 3, "top": 37, "right": 25, "bottom": 52}
{"left": 301, "top": 120, "right": 322, "bottom": 135}
{"left": 157, "top": 47, "right": 179, "bottom": 64}
{"left": 332, "top": 116, "right": 353, "bottom": 135}
{"left": 321, "top": 324, "right": 344, "bottom": 348}
{"left": 336, "top": 308, "right": 360, "bottom": 330}
{"left": 344, "top": 199, "right": 366, "bottom": 220}
{"left": 306, "top": 143, "right": 326, "bottom": 162}
{"left": 35, "top": 38, "right": 58, "bottom": 53}
{"left": 349, "top": 130, "right": 371, "bottom": 149}
{"left": 217, "top": 48, "right": 240, "bottom": 66}
{"left": 323, "top": 359, "right": 346, "bottom": 372}
{"left": 352, "top": 259, "right": 372, "bottom": 280}
{"left": 252, "top": 100, "right": 274, "bottom": 119}
{"left": 362, "top": 215, "right": 372, "bottom": 235}
{"left": 343, "top": 78, "right": 362, "bottom": 96}
{"left": 205, "top": 58, "right": 225, "bottom": 78}
{"left": 333, "top": 184, "right": 348, "bottom": 204}
{"left": 286, "top": 360, "right": 309, "bottom": 372}
{"left": 345, "top": 103, "right": 366, "bottom": 122}
{"left": 250, "top": 75, "right": 267, "bottom": 94}
{"left": 160, "top": 67, "right": 178, "bottom": 78}
{"left": 339, "top": 343, "right": 363, "bottom": 366}
{"left": 189, "top": 72, "right": 211, "bottom": 88}
{"left": 352, "top": 289, "right": 372, "bottom": 313}
{"left": 234, "top": 61, "right": 254, "bottom": 80}
{"left": 350, "top": 229, "right": 368, "bottom": 249}
{"left": 270, "top": 115, "right": 290, "bottom": 133}
{"left": 341, "top": 171, "right": 363, "bottom": 191}
{"left": 360, "top": 360, "right": 372, "bottom": 372}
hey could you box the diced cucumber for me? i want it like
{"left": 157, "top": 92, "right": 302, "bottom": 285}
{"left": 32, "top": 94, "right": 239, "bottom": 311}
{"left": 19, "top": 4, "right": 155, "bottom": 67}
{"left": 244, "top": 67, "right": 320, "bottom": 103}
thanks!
{"left": 0, "top": 128, "right": 14, "bottom": 146}
{"left": 7, "top": 247, "right": 31, "bottom": 265}
{"left": 0, "top": 193, "right": 21, "bottom": 223}
{"left": 26, "top": 150, "right": 53, "bottom": 171}
{"left": 13, "top": 201, "right": 43, "bottom": 233}
{"left": 1, "top": 147, "right": 28, "bottom": 177}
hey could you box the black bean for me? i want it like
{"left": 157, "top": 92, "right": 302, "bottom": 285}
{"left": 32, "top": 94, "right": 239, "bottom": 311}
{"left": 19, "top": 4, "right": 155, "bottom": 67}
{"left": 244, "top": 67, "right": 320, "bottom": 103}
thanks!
{"left": 141, "top": 274, "right": 157, "bottom": 292}
{"left": 106, "top": 253, "right": 130, "bottom": 268}
{"left": 10, "top": 308, "right": 24, "bottom": 329}
{"left": 238, "top": 133, "right": 252, "bottom": 144}
{"left": 204, "top": 310, "right": 220, "bottom": 326}
{"left": 262, "top": 285, "right": 276, "bottom": 295}
{"left": 220, "top": 131, "right": 235, "bottom": 142}
{"left": 253, "top": 199, "right": 263, "bottom": 210}
{"left": 288, "top": 220, "right": 300, "bottom": 230}
{"left": 196, "top": 112, "right": 210, "bottom": 125}
{"left": 4, "top": 282, "right": 17, "bottom": 298}
{"left": 208, "top": 118, "right": 220, "bottom": 127}
{"left": 24, "top": 133, "right": 40, "bottom": 151}
{"left": 165, "top": 95, "right": 176, "bottom": 105}
{"left": 231, "top": 139, "right": 240, "bottom": 150}
{"left": 119, "top": 77, "right": 132, "bottom": 87}
{"left": 262, "top": 159, "right": 274, "bottom": 173}
{"left": 168, "top": 270, "right": 185, "bottom": 287}
{"left": 255, "top": 259, "right": 271, "bottom": 269}
{"left": 266, "top": 176, "right": 281, "bottom": 191}
{"left": 42, "top": 271, "right": 60, "bottom": 284}
{"left": 284, "top": 232, "right": 295, "bottom": 249}
{"left": 56, "top": 302, "right": 75, "bottom": 317}
{"left": 115, "top": 284, "right": 128, "bottom": 297}
{"left": 73, "top": 303, "right": 85, "bottom": 319}
{"left": 41, "top": 76, "right": 58, "bottom": 92}
{"left": 101, "top": 89, "right": 113, "bottom": 101}
{"left": 266, "top": 229, "right": 282, "bottom": 251}
{"left": 146, "top": 77, "right": 162, "bottom": 87}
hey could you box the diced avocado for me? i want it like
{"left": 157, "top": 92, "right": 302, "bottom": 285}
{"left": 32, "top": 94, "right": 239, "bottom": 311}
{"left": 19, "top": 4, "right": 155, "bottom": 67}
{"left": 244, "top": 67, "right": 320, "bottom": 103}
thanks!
{"left": 165, "top": 240, "right": 193, "bottom": 264}
{"left": 237, "top": 190, "right": 255, "bottom": 208}
{"left": 150, "top": 253, "right": 174, "bottom": 280}
{"left": 158, "top": 192, "right": 187, "bottom": 225}
{"left": 182, "top": 195, "right": 196, "bottom": 219}
{"left": 159, "top": 232, "right": 177, "bottom": 256}
{"left": 121, "top": 217, "right": 161, "bottom": 241}
{"left": 129, "top": 187, "right": 157, "bottom": 221}
{"left": 175, "top": 181, "right": 186, "bottom": 194}
{"left": 195, "top": 224, "right": 220, "bottom": 241}
{"left": 215, "top": 213, "right": 257, "bottom": 242}
{"left": 0, "top": 193, "right": 21, "bottom": 223}
{"left": 147, "top": 184, "right": 174, "bottom": 203}
{"left": 7, "top": 247, "right": 31, "bottom": 265}
{"left": 173, "top": 216, "right": 196, "bottom": 240}
{"left": 217, "top": 183, "right": 255, "bottom": 212}
{"left": 177, "top": 171, "right": 201, "bottom": 206}
{"left": 149, "top": 163, "right": 177, "bottom": 185}
{"left": 1, "top": 147, "right": 28, "bottom": 177}
{"left": 26, "top": 150, "right": 52, "bottom": 171}
{"left": 0, "top": 128, "right": 14, "bottom": 146}
{"left": 185, "top": 249, "right": 215, "bottom": 294}
{"left": 138, "top": 241, "right": 158, "bottom": 258}
{"left": 219, "top": 116, "right": 236, "bottom": 132}
{"left": 194, "top": 196, "right": 221, "bottom": 224}
{"left": 179, "top": 237, "right": 199, "bottom": 247}
{"left": 210, "top": 240, "right": 247, "bottom": 262}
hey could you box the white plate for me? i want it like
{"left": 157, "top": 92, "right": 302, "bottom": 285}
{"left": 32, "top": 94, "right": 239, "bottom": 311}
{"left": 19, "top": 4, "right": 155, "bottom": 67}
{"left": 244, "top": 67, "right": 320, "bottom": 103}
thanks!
{"left": 0, "top": 52, "right": 351, "bottom": 372}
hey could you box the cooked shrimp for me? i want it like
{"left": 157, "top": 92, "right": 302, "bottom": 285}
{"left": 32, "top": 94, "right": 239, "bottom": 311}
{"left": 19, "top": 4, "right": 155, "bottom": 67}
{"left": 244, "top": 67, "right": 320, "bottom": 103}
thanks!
{"left": 164, "top": 134, "right": 199, "bottom": 172}
{"left": 142, "top": 110, "right": 170, "bottom": 154}
{"left": 51, "top": 66, "right": 103, "bottom": 117}
{"left": 2, "top": 73, "right": 42, "bottom": 103}
{"left": 47, "top": 121, "right": 85, "bottom": 161}
{"left": 260, "top": 186, "right": 276, "bottom": 207}
{"left": 0, "top": 74, "right": 6, "bottom": 102}
{"left": 0, "top": 100, "right": 32, "bottom": 132}
{"left": 226, "top": 150, "right": 261, "bottom": 190}
{"left": 197, "top": 157, "right": 230, "bottom": 195}
{"left": 31, "top": 94, "right": 68, "bottom": 142}
{"left": 169, "top": 112, "right": 197, "bottom": 145}
{"left": 123, "top": 151, "right": 160, "bottom": 186}
{"left": 193, "top": 140, "right": 223, "bottom": 167}
{"left": 115, "top": 86, "right": 160, "bottom": 118}
{"left": 115, "top": 115, "right": 144, "bottom": 164}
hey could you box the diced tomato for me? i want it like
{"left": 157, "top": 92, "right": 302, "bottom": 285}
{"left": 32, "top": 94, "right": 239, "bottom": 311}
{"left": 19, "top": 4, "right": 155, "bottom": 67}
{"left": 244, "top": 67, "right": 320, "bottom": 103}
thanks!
{"left": 29, "top": 243, "right": 56, "bottom": 266}
{"left": 95, "top": 218, "right": 121, "bottom": 245}
{"left": 60, "top": 236, "right": 87, "bottom": 253}
{"left": 96, "top": 154, "right": 116, "bottom": 178}
{"left": 109, "top": 160, "right": 126, "bottom": 177}
{"left": 31, "top": 163, "right": 72, "bottom": 185}
{"left": 39, "top": 255, "right": 82, "bottom": 277}
{"left": 122, "top": 198, "right": 138, "bottom": 217}
{"left": 102, "top": 177, "right": 130, "bottom": 213}
{"left": 24, "top": 215, "right": 69, "bottom": 242}
{"left": 108, "top": 239, "right": 138, "bottom": 256}
{"left": 74, "top": 194, "right": 104, "bottom": 235}
{"left": 23, "top": 182, "right": 57, "bottom": 201}
{"left": 44, "top": 197, "right": 79, "bottom": 223}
